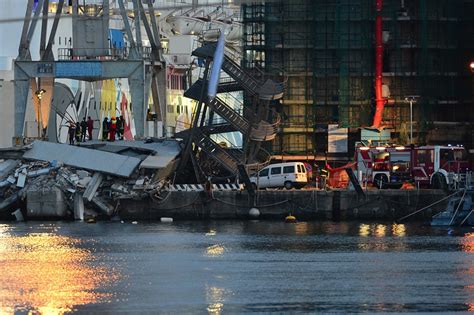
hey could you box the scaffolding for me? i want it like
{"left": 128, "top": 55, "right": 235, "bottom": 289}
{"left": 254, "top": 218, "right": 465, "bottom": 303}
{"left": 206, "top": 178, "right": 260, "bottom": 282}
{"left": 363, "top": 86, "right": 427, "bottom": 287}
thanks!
{"left": 383, "top": 0, "right": 474, "bottom": 140}
{"left": 243, "top": 0, "right": 474, "bottom": 157}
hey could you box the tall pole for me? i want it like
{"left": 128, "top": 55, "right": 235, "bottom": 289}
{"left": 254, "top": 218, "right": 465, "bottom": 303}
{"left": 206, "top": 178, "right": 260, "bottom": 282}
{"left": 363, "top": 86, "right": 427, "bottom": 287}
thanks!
{"left": 405, "top": 96, "right": 418, "bottom": 145}
{"left": 410, "top": 100, "right": 413, "bottom": 144}
{"left": 38, "top": 97, "right": 42, "bottom": 138}
{"left": 372, "top": 0, "right": 385, "bottom": 128}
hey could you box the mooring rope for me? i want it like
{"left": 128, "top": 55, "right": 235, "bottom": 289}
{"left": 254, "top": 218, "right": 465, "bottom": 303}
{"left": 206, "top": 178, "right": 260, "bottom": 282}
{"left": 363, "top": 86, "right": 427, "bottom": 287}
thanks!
{"left": 397, "top": 190, "right": 462, "bottom": 222}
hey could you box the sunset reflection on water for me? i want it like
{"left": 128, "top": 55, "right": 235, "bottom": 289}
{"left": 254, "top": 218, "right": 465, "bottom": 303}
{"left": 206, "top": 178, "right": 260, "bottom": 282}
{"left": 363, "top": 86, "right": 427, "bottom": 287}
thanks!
{"left": 460, "top": 232, "right": 474, "bottom": 253}
{"left": 0, "top": 225, "right": 119, "bottom": 314}
{"left": 1, "top": 221, "right": 474, "bottom": 313}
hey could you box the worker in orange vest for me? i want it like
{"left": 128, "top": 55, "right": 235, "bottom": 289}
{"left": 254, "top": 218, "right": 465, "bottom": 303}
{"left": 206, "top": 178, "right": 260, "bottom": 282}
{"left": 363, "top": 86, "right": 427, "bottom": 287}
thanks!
{"left": 109, "top": 117, "right": 117, "bottom": 141}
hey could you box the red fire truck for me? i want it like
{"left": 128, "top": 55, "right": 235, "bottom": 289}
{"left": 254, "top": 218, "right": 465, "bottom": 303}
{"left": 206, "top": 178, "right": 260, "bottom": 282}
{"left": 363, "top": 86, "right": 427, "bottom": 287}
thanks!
{"left": 355, "top": 144, "right": 470, "bottom": 189}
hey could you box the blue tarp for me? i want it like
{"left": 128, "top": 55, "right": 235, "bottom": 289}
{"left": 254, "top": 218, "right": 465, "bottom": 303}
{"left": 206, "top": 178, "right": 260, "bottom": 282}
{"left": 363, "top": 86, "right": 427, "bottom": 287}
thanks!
{"left": 109, "top": 29, "right": 124, "bottom": 49}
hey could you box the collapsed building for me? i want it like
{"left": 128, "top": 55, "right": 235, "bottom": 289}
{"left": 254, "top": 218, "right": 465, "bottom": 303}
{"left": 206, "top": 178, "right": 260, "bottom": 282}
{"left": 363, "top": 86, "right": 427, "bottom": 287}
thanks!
{"left": 0, "top": 139, "right": 181, "bottom": 220}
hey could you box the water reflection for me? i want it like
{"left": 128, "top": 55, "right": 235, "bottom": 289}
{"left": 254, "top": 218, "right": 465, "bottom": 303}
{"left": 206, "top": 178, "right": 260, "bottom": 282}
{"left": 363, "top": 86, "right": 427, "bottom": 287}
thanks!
{"left": 206, "top": 229, "right": 217, "bottom": 236}
{"left": 323, "top": 222, "right": 350, "bottom": 235}
{"left": 375, "top": 224, "right": 386, "bottom": 237}
{"left": 461, "top": 232, "right": 474, "bottom": 253}
{"left": 205, "top": 244, "right": 225, "bottom": 257}
{"left": 0, "top": 227, "right": 119, "bottom": 314}
{"left": 359, "top": 224, "right": 370, "bottom": 237}
{"left": 358, "top": 223, "right": 406, "bottom": 238}
{"left": 357, "top": 223, "right": 409, "bottom": 251}
{"left": 391, "top": 224, "right": 406, "bottom": 237}
{"left": 2, "top": 221, "right": 474, "bottom": 313}
{"left": 206, "top": 285, "right": 232, "bottom": 315}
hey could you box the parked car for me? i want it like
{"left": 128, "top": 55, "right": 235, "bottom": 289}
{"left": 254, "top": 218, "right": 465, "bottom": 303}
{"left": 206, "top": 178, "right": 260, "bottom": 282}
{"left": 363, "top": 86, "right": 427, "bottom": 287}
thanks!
{"left": 249, "top": 162, "right": 308, "bottom": 189}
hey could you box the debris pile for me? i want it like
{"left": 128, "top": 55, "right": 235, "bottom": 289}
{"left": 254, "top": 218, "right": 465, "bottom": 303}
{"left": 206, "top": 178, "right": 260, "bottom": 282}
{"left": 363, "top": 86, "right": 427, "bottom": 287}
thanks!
{"left": 0, "top": 158, "right": 168, "bottom": 221}
{"left": 0, "top": 139, "right": 183, "bottom": 221}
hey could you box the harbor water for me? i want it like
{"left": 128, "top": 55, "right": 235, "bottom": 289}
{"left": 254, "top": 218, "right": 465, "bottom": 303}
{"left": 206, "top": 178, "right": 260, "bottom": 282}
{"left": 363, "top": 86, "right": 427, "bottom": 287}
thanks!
{"left": 1, "top": 221, "right": 474, "bottom": 313}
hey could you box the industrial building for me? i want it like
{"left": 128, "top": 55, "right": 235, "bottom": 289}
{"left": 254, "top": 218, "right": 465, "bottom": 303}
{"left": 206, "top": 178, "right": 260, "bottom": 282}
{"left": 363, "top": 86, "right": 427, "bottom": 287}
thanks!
{"left": 242, "top": 0, "right": 474, "bottom": 161}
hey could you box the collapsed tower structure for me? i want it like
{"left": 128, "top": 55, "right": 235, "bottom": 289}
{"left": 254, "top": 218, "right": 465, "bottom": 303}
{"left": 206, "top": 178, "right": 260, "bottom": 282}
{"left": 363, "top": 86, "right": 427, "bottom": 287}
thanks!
{"left": 179, "top": 42, "right": 285, "bottom": 183}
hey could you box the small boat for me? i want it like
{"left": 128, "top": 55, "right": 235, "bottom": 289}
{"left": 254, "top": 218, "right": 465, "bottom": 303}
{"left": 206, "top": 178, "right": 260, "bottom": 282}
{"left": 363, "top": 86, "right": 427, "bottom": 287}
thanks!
{"left": 431, "top": 191, "right": 474, "bottom": 226}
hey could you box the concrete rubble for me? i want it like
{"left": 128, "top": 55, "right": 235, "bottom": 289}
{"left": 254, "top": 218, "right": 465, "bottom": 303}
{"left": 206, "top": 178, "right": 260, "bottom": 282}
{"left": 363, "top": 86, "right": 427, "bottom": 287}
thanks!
{"left": 0, "top": 139, "right": 181, "bottom": 221}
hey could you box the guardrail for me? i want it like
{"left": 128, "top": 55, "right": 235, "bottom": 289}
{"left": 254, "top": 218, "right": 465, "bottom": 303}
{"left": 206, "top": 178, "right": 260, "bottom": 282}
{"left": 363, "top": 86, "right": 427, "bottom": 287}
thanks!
{"left": 57, "top": 46, "right": 159, "bottom": 61}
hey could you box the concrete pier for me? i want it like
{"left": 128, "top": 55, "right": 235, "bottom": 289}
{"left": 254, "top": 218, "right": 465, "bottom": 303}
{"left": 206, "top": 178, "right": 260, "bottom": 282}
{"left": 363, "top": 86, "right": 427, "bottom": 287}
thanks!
{"left": 119, "top": 189, "right": 448, "bottom": 221}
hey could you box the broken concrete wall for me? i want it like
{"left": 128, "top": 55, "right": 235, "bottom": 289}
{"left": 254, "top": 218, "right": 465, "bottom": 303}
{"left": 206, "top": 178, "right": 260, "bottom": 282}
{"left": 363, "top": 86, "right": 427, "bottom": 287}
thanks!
{"left": 27, "top": 187, "right": 67, "bottom": 218}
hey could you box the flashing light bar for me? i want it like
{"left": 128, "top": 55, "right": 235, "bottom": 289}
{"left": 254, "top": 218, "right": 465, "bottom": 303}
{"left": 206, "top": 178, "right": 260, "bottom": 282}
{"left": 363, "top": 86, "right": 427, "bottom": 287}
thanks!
{"left": 395, "top": 146, "right": 405, "bottom": 150}
{"left": 360, "top": 147, "right": 370, "bottom": 151}
{"left": 376, "top": 146, "right": 386, "bottom": 151}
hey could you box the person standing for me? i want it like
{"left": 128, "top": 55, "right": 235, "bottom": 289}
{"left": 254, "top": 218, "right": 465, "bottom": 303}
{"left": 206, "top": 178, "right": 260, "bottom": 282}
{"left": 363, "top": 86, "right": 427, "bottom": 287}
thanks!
{"left": 80, "top": 117, "right": 87, "bottom": 142}
{"left": 320, "top": 166, "right": 329, "bottom": 190}
{"left": 109, "top": 117, "right": 117, "bottom": 141}
{"left": 87, "top": 116, "right": 94, "bottom": 140}
{"left": 102, "top": 117, "right": 109, "bottom": 141}
{"left": 116, "top": 115, "right": 124, "bottom": 140}
{"left": 75, "top": 121, "right": 82, "bottom": 143}
{"left": 68, "top": 121, "right": 75, "bottom": 145}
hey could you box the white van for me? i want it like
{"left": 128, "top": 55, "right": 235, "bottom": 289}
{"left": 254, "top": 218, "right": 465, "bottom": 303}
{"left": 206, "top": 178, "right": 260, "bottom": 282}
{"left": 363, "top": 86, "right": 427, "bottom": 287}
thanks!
{"left": 249, "top": 162, "right": 308, "bottom": 189}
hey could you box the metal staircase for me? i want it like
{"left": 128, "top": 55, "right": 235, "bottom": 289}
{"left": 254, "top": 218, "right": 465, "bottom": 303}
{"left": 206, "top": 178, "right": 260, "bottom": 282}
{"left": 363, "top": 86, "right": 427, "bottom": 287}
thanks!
{"left": 194, "top": 129, "right": 272, "bottom": 176}
{"left": 181, "top": 42, "right": 284, "bottom": 184}
{"left": 217, "top": 77, "right": 242, "bottom": 93}
{"left": 192, "top": 44, "right": 285, "bottom": 100}
{"left": 194, "top": 130, "right": 240, "bottom": 174}
{"left": 185, "top": 79, "right": 279, "bottom": 141}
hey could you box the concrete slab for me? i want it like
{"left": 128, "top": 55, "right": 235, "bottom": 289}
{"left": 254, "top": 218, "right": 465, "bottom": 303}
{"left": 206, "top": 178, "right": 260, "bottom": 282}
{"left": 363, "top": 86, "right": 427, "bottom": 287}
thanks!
{"left": 83, "top": 173, "right": 103, "bottom": 202}
{"left": 140, "top": 155, "right": 176, "bottom": 169}
{"left": 0, "top": 159, "right": 20, "bottom": 180}
{"left": 6, "top": 176, "right": 16, "bottom": 184}
{"left": 27, "top": 167, "right": 54, "bottom": 178}
{"left": 11, "top": 209, "right": 24, "bottom": 222}
{"left": 85, "top": 139, "right": 182, "bottom": 155}
{"left": 16, "top": 173, "right": 26, "bottom": 188}
{"left": 91, "top": 197, "right": 114, "bottom": 216}
{"left": 0, "top": 180, "right": 11, "bottom": 188}
{"left": 23, "top": 141, "right": 141, "bottom": 177}
{"left": 82, "top": 139, "right": 181, "bottom": 170}
{"left": 0, "top": 189, "right": 23, "bottom": 211}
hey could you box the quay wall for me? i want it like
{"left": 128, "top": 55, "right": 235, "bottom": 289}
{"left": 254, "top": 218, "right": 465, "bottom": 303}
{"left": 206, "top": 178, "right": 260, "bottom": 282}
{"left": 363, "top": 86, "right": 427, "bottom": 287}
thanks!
{"left": 119, "top": 189, "right": 448, "bottom": 221}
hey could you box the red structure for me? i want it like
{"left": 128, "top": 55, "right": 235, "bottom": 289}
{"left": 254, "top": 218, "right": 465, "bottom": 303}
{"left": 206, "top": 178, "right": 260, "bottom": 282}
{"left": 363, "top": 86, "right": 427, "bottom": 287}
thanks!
{"left": 372, "top": 0, "right": 385, "bottom": 128}
{"left": 326, "top": 162, "right": 356, "bottom": 189}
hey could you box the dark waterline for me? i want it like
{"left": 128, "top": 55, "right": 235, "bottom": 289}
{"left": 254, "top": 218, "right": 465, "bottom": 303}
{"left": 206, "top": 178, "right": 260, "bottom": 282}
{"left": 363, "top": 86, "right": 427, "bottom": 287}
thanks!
{"left": 1, "top": 221, "right": 474, "bottom": 313}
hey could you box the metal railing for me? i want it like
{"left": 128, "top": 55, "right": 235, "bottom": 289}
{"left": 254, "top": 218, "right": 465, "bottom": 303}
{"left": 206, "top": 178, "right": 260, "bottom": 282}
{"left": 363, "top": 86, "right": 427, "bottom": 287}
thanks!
{"left": 57, "top": 46, "right": 160, "bottom": 61}
{"left": 245, "top": 147, "right": 272, "bottom": 174}
{"left": 215, "top": 91, "right": 281, "bottom": 140}
{"left": 455, "top": 171, "right": 474, "bottom": 190}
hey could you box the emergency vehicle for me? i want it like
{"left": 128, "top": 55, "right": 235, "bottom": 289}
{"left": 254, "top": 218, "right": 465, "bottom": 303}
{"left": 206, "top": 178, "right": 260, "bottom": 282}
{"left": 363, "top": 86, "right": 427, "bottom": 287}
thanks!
{"left": 355, "top": 144, "right": 470, "bottom": 189}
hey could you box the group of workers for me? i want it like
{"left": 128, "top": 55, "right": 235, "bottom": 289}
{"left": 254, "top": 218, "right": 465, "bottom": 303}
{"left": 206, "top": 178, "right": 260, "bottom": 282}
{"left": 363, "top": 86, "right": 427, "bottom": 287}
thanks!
{"left": 101, "top": 116, "right": 125, "bottom": 142}
{"left": 68, "top": 116, "right": 94, "bottom": 145}
{"left": 67, "top": 115, "right": 125, "bottom": 145}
